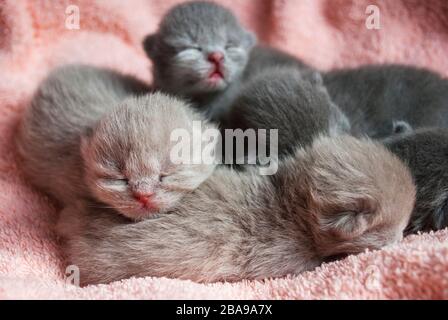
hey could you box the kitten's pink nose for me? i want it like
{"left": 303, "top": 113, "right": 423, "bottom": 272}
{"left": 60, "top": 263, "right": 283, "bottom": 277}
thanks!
{"left": 208, "top": 51, "right": 224, "bottom": 64}
{"left": 133, "top": 191, "right": 154, "bottom": 206}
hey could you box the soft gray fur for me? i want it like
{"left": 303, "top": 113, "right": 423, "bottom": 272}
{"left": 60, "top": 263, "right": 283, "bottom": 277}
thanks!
{"left": 222, "top": 67, "right": 350, "bottom": 161}
{"left": 143, "top": 1, "right": 313, "bottom": 120}
{"left": 384, "top": 128, "right": 448, "bottom": 234}
{"left": 323, "top": 64, "right": 448, "bottom": 234}
{"left": 323, "top": 64, "right": 448, "bottom": 139}
{"left": 57, "top": 135, "right": 415, "bottom": 285}
{"left": 17, "top": 65, "right": 216, "bottom": 220}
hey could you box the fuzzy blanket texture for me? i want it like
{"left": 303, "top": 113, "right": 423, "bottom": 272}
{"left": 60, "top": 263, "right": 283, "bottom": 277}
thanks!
{"left": 1, "top": 0, "right": 448, "bottom": 300}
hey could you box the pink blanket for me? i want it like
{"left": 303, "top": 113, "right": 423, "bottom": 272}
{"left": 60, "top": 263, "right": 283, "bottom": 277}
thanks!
{"left": 1, "top": 0, "right": 447, "bottom": 299}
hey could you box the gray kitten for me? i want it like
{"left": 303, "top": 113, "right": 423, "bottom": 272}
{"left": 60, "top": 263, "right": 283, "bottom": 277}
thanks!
{"left": 384, "top": 128, "right": 448, "bottom": 234}
{"left": 323, "top": 64, "right": 448, "bottom": 139}
{"left": 17, "top": 65, "right": 216, "bottom": 220}
{"left": 222, "top": 67, "right": 350, "bottom": 162}
{"left": 323, "top": 65, "right": 448, "bottom": 234}
{"left": 143, "top": 1, "right": 313, "bottom": 120}
{"left": 57, "top": 135, "right": 415, "bottom": 285}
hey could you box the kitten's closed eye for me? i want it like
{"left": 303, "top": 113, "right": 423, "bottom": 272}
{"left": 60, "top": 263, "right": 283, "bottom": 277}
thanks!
{"left": 175, "top": 47, "right": 204, "bottom": 61}
{"left": 225, "top": 42, "right": 238, "bottom": 50}
{"left": 100, "top": 177, "right": 128, "bottom": 185}
{"left": 98, "top": 177, "right": 129, "bottom": 192}
{"left": 96, "top": 171, "right": 128, "bottom": 184}
{"left": 179, "top": 46, "right": 202, "bottom": 52}
{"left": 159, "top": 173, "right": 169, "bottom": 182}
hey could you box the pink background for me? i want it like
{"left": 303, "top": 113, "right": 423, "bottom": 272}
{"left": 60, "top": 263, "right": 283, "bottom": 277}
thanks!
{"left": 0, "top": 0, "right": 447, "bottom": 299}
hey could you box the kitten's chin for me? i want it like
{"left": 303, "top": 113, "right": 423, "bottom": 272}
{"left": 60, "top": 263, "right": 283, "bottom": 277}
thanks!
{"left": 201, "top": 77, "right": 228, "bottom": 92}
{"left": 118, "top": 207, "right": 162, "bottom": 221}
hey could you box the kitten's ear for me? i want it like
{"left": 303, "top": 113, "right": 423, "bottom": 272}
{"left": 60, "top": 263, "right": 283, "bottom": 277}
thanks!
{"left": 244, "top": 31, "right": 257, "bottom": 49}
{"left": 320, "top": 197, "right": 379, "bottom": 238}
{"left": 143, "top": 34, "right": 159, "bottom": 58}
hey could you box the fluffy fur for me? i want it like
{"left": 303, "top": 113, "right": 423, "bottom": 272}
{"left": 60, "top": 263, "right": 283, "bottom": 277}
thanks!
{"left": 323, "top": 64, "right": 448, "bottom": 233}
{"left": 323, "top": 64, "right": 448, "bottom": 138}
{"left": 143, "top": 1, "right": 313, "bottom": 120}
{"left": 17, "top": 65, "right": 216, "bottom": 220}
{"left": 144, "top": 2, "right": 255, "bottom": 108}
{"left": 384, "top": 128, "right": 448, "bottom": 234}
{"left": 57, "top": 135, "right": 415, "bottom": 286}
{"left": 222, "top": 67, "right": 350, "bottom": 161}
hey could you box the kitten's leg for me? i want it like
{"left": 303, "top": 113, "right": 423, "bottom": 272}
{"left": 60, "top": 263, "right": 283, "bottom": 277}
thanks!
{"left": 59, "top": 202, "right": 244, "bottom": 286}
{"left": 382, "top": 121, "right": 414, "bottom": 145}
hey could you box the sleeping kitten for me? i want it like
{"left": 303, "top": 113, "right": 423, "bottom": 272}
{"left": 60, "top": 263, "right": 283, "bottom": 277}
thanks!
{"left": 57, "top": 135, "right": 415, "bottom": 285}
{"left": 384, "top": 128, "right": 448, "bottom": 234}
{"left": 143, "top": 1, "right": 313, "bottom": 120}
{"left": 17, "top": 65, "right": 216, "bottom": 220}
{"left": 222, "top": 67, "right": 350, "bottom": 162}
{"left": 323, "top": 64, "right": 448, "bottom": 139}
{"left": 323, "top": 65, "right": 448, "bottom": 233}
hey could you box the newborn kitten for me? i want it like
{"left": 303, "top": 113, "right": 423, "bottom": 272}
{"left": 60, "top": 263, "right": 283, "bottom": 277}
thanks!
{"left": 143, "top": 1, "right": 313, "bottom": 120}
{"left": 222, "top": 67, "right": 350, "bottom": 161}
{"left": 324, "top": 65, "right": 448, "bottom": 233}
{"left": 323, "top": 64, "right": 448, "bottom": 139}
{"left": 57, "top": 135, "right": 415, "bottom": 285}
{"left": 17, "top": 65, "right": 216, "bottom": 220}
{"left": 384, "top": 128, "right": 448, "bottom": 234}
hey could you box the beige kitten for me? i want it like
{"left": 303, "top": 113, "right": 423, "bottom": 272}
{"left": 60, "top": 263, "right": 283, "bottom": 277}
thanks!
{"left": 57, "top": 135, "right": 415, "bottom": 285}
{"left": 17, "top": 65, "right": 216, "bottom": 220}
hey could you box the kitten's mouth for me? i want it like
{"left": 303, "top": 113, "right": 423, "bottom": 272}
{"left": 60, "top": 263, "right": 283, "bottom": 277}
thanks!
{"left": 132, "top": 198, "right": 160, "bottom": 214}
{"left": 207, "top": 67, "right": 225, "bottom": 85}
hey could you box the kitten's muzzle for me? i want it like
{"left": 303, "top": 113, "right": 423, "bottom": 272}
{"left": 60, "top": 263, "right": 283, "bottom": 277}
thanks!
{"left": 207, "top": 51, "right": 225, "bottom": 81}
{"left": 208, "top": 51, "right": 224, "bottom": 64}
{"left": 132, "top": 191, "right": 156, "bottom": 209}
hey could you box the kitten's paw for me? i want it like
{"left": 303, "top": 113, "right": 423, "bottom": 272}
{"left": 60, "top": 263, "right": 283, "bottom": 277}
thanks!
{"left": 392, "top": 120, "right": 413, "bottom": 135}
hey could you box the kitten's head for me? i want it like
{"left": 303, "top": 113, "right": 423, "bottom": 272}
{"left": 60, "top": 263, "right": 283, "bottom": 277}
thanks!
{"left": 143, "top": 1, "right": 256, "bottom": 96}
{"left": 385, "top": 128, "right": 448, "bottom": 234}
{"left": 225, "top": 68, "right": 351, "bottom": 155}
{"left": 283, "top": 135, "right": 415, "bottom": 259}
{"left": 81, "top": 93, "right": 217, "bottom": 220}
